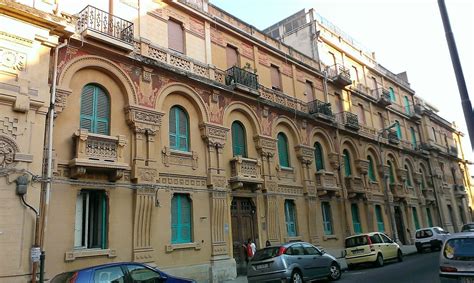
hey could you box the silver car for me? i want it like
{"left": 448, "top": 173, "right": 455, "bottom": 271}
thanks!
{"left": 439, "top": 232, "right": 474, "bottom": 282}
{"left": 247, "top": 241, "right": 341, "bottom": 283}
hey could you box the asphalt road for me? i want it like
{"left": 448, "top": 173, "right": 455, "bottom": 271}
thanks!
{"left": 333, "top": 251, "right": 440, "bottom": 283}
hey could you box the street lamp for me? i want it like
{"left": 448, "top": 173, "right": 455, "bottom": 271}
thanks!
{"left": 377, "top": 122, "right": 400, "bottom": 243}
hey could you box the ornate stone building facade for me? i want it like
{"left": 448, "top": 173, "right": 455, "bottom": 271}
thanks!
{"left": 0, "top": 1, "right": 472, "bottom": 282}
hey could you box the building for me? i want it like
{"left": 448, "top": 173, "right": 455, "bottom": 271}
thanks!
{"left": 0, "top": 1, "right": 471, "bottom": 282}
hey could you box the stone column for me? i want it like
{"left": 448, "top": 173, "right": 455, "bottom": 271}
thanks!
{"left": 296, "top": 144, "right": 316, "bottom": 196}
{"left": 200, "top": 122, "right": 229, "bottom": 189}
{"left": 254, "top": 135, "right": 277, "bottom": 191}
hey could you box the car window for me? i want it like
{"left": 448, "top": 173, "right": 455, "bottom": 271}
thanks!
{"left": 253, "top": 247, "right": 280, "bottom": 261}
{"left": 345, "top": 236, "right": 368, "bottom": 248}
{"left": 94, "top": 266, "right": 126, "bottom": 283}
{"left": 434, "top": 227, "right": 448, "bottom": 234}
{"left": 370, "top": 234, "right": 383, "bottom": 244}
{"left": 416, "top": 229, "right": 433, "bottom": 238}
{"left": 461, "top": 224, "right": 474, "bottom": 232}
{"left": 126, "top": 265, "right": 162, "bottom": 283}
{"left": 287, "top": 244, "right": 305, "bottom": 256}
{"left": 302, "top": 243, "right": 319, "bottom": 255}
{"left": 443, "top": 238, "right": 474, "bottom": 261}
{"left": 380, "top": 234, "right": 393, "bottom": 243}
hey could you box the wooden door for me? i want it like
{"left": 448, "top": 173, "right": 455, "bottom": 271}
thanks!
{"left": 394, "top": 206, "right": 406, "bottom": 244}
{"left": 231, "top": 198, "right": 256, "bottom": 275}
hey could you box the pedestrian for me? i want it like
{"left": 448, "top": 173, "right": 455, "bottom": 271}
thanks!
{"left": 265, "top": 240, "right": 271, "bottom": 247}
{"left": 246, "top": 238, "right": 256, "bottom": 261}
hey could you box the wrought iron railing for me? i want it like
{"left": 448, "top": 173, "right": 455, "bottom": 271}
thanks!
{"left": 372, "top": 87, "right": 391, "bottom": 101}
{"left": 308, "top": 99, "right": 333, "bottom": 117}
{"left": 387, "top": 129, "right": 400, "bottom": 144}
{"left": 77, "top": 5, "right": 134, "bottom": 44}
{"left": 225, "top": 66, "right": 259, "bottom": 90}
{"left": 327, "top": 64, "right": 351, "bottom": 82}
{"left": 336, "top": 111, "right": 359, "bottom": 130}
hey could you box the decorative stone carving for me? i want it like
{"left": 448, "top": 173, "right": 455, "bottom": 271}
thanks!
{"left": 133, "top": 188, "right": 156, "bottom": 263}
{"left": 396, "top": 168, "right": 407, "bottom": 182}
{"left": 0, "top": 47, "right": 26, "bottom": 71}
{"left": 413, "top": 172, "right": 422, "bottom": 184}
{"left": 55, "top": 87, "right": 72, "bottom": 114}
{"left": 295, "top": 144, "right": 314, "bottom": 165}
{"left": 0, "top": 135, "right": 18, "bottom": 168}
{"left": 162, "top": 146, "right": 198, "bottom": 170}
{"left": 199, "top": 122, "right": 229, "bottom": 148}
{"left": 254, "top": 135, "right": 276, "bottom": 158}
{"left": 125, "top": 105, "right": 164, "bottom": 134}
{"left": 328, "top": 152, "right": 340, "bottom": 169}
{"left": 135, "top": 167, "right": 157, "bottom": 183}
{"left": 356, "top": 159, "right": 370, "bottom": 175}
{"left": 158, "top": 173, "right": 207, "bottom": 187}
{"left": 378, "top": 164, "right": 390, "bottom": 178}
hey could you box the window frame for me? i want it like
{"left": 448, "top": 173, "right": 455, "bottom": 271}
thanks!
{"left": 270, "top": 64, "right": 282, "bottom": 91}
{"left": 404, "top": 96, "right": 411, "bottom": 114}
{"left": 351, "top": 203, "right": 362, "bottom": 234}
{"left": 171, "top": 193, "right": 193, "bottom": 244}
{"left": 412, "top": 207, "right": 420, "bottom": 230}
{"left": 389, "top": 87, "right": 396, "bottom": 102}
{"left": 231, "top": 121, "right": 247, "bottom": 157}
{"left": 368, "top": 155, "right": 376, "bottom": 182}
{"left": 169, "top": 106, "right": 190, "bottom": 152}
{"left": 410, "top": 127, "right": 417, "bottom": 149}
{"left": 168, "top": 18, "right": 185, "bottom": 54}
{"left": 314, "top": 142, "right": 325, "bottom": 171}
{"left": 80, "top": 84, "right": 110, "bottom": 135}
{"left": 343, "top": 149, "right": 352, "bottom": 177}
{"left": 321, "top": 202, "right": 333, "bottom": 235}
{"left": 284, "top": 200, "right": 297, "bottom": 237}
{"left": 277, "top": 133, "right": 290, "bottom": 168}
{"left": 375, "top": 205, "right": 385, "bottom": 232}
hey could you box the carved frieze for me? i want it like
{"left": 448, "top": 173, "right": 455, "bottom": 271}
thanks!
{"left": 0, "top": 117, "right": 20, "bottom": 138}
{"left": 254, "top": 135, "right": 277, "bottom": 158}
{"left": 158, "top": 173, "right": 207, "bottom": 187}
{"left": 356, "top": 159, "right": 369, "bottom": 175}
{"left": 125, "top": 105, "right": 164, "bottom": 134}
{"left": 199, "top": 122, "right": 229, "bottom": 148}
{"left": 162, "top": 146, "right": 198, "bottom": 170}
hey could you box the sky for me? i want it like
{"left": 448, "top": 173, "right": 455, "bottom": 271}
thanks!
{"left": 210, "top": 0, "right": 473, "bottom": 167}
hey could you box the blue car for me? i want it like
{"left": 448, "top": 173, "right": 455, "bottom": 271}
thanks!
{"left": 50, "top": 262, "right": 196, "bottom": 283}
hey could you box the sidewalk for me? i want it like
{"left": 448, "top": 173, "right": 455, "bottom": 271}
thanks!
{"left": 223, "top": 245, "right": 418, "bottom": 283}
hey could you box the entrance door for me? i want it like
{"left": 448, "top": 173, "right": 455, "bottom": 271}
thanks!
{"left": 231, "top": 198, "right": 257, "bottom": 275}
{"left": 394, "top": 206, "right": 406, "bottom": 244}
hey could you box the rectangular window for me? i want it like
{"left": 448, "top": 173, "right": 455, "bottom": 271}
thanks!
{"left": 226, "top": 45, "right": 238, "bottom": 68}
{"left": 271, "top": 65, "right": 282, "bottom": 91}
{"left": 171, "top": 194, "right": 192, "bottom": 244}
{"left": 426, "top": 208, "right": 433, "bottom": 227}
{"left": 375, "top": 205, "right": 385, "bottom": 232}
{"left": 321, "top": 202, "right": 333, "bottom": 235}
{"left": 412, "top": 207, "right": 420, "bottom": 230}
{"left": 404, "top": 96, "right": 411, "bottom": 114}
{"left": 284, "top": 200, "right": 297, "bottom": 237}
{"left": 410, "top": 127, "right": 417, "bottom": 149}
{"left": 74, "top": 190, "right": 108, "bottom": 249}
{"left": 351, "top": 203, "right": 362, "bottom": 234}
{"left": 305, "top": 80, "right": 314, "bottom": 101}
{"left": 168, "top": 19, "right": 184, "bottom": 53}
{"left": 358, "top": 104, "right": 366, "bottom": 124}
{"left": 351, "top": 66, "right": 359, "bottom": 82}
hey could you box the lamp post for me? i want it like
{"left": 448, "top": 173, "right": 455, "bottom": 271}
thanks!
{"left": 377, "top": 123, "right": 400, "bottom": 243}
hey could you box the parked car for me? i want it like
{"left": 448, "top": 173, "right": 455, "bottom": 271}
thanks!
{"left": 461, "top": 223, "right": 474, "bottom": 232}
{"left": 50, "top": 262, "right": 196, "bottom": 283}
{"left": 439, "top": 232, "right": 474, "bottom": 282}
{"left": 415, "top": 227, "right": 450, "bottom": 253}
{"left": 344, "top": 232, "right": 402, "bottom": 268}
{"left": 247, "top": 241, "right": 341, "bottom": 283}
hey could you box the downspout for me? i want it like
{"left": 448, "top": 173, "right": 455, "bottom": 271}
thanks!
{"left": 426, "top": 157, "right": 446, "bottom": 228}
{"left": 37, "top": 39, "right": 68, "bottom": 281}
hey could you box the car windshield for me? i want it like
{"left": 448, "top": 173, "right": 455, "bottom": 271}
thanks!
{"left": 345, "top": 235, "right": 368, "bottom": 248}
{"left": 462, "top": 224, "right": 474, "bottom": 232}
{"left": 443, "top": 238, "right": 474, "bottom": 261}
{"left": 252, "top": 247, "right": 281, "bottom": 261}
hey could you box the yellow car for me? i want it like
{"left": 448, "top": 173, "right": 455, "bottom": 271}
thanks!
{"left": 344, "top": 232, "right": 403, "bottom": 268}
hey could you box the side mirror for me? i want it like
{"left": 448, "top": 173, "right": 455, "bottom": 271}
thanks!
{"left": 319, "top": 248, "right": 325, "bottom": 254}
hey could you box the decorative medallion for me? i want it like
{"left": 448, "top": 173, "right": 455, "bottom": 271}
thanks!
{"left": 0, "top": 135, "right": 18, "bottom": 168}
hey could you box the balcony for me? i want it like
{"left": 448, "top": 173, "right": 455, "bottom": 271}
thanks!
{"left": 308, "top": 99, "right": 334, "bottom": 121}
{"left": 327, "top": 64, "right": 352, "bottom": 87}
{"left": 373, "top": 88, "right": 392, "bottom": 107}
{"left": 229, "top": 156, "right": 263, "bottom": 190}
{"left": 454, "top": 185, "right": 467, "bottom": 198}
{"left": 350, "top": 82, "right": 369, "bottom": 95}
{"left": 422, "top": 188, "right": 436, "bottom": 203}
{"left": 390, "top": 183, "right": 407, "bottom": 201}
{"left": 225, "top": 66, "right": 259, "bottom": 95}
{"left": 345, "top": 176, "right": 365, "bottom": 198}
{"left": 336, "top": 111, "right": 360, "bottom": 131}
{"left": 69, "top": 129, "right": 129, "bottom": 180}
{"left": 315, "top": 171, "right": 340, "bottom": 197}
{"left": 387, "top": 129, "right": 400, "bottom": 145}
{"left": 77, "top": 6, "right": 134, "bottom": 51}
{"left": 409, "top": 106, "right": 422, "bottom": 121}
{"left": 448, "top": 146, "right": 458, "bottom": 157}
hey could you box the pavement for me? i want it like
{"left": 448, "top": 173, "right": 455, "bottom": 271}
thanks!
{"left": 223, "top": 245, "right": 418, "bottom": 283}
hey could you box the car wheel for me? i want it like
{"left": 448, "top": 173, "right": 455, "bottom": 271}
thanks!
{"left": 328, "top": 262, "right": 341, "bottom": 281}
{"left": 397, "top": 249, "right": 403, "bottom": 262}
{"left": 290, "top": 270, "right": 303, "bottom": 283}
{"left": 416, "top": 246, "right": 422, "bottom": 253}
{"left": 375, "top": 253, "right": 384, "bottom": 267}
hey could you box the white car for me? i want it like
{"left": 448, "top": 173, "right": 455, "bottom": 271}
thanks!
{"left": 439, "top": 232, "right": 474, "bottom": 282}
{"left": 415, "top": 227, "right": 450, "bottom": 253}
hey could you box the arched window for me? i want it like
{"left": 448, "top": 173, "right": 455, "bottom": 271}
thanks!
{"left": 389, "top": 87, "right": 396, "bottom": 102}
{"left": 405, "top": 165, "right": 413, "bottom": 187}
{"left": 404, "top": 96, "right": 411, "bottom": 114}
{"left": 395, "top": 120, "right": 402, "bottom": 140}
{"left": 277, "top": 133, "right": 290, "bottom": 167}
{"left": 314, "top": 142, "right": 324, "bottom": 171}
{"left": 80, "top": 84, "right": 110, "bottom": 135}
{"left": 343, "top": 149, "right": 352, "bottom": 177}
{"left": 412, "top": 207, "right": 420, "bottom": 230}
{"left": 231, "top": 121, "right": 247, "bottom": 157}
{"left": 419, "top": 169, "right": 426, "bottom": 189}
{"left": 410, "top": 127, "right": 417, "bottom": 149}
{"left": 169, "top": 106, "right": 189, "bottom": 151}
{"left": 368, "top": 155, "right": 376, "bottom": 182}
{"left": 388, "top": 160, "right": 395, "bottom": 184}
{"left": 351, "top": 203, "right": 362, "bottom": 234}
{"left": 171, "top": 194, "right": 192, "bottom": 244}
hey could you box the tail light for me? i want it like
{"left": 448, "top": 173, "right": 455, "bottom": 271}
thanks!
{"left": 277, "top": 246, "right": 287, "bottom": 256}
{"left": 367, "top": 235, "right": 375, "bottom": 252}
{"left": 440, "top": 266, "right": 457, "bottom": 272}
{"left": 68, "top": 272, "right": 79, "bottom": 283}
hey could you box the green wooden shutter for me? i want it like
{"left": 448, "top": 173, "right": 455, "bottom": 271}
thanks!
{"left": 314, "top": 142, "right": 324, "bottom": 171}
{"left": 278, "top": 133, "right": 289, "bottom": 167}
{"left": 405, "top": 165, "right": 412, "bottom": 187}
{"left": 388, "top": 161, "right": 395, "bottom": 184}
{"left": 368, "top": 155, "right": 376, "bottom": 182}
{"left": 351, "top": 203, "right": 362, "bottom": 234}
{"left": 232, "top": 122, "right": 247, "bottom": 157}
{"left": 410, "top": 127, "right": 417, "bottom": 149}
{"left": 322, "top": 202, "right": 333, "bottom": 235}
{"left": 343, "top": 149, "right": 351, "bottom": 177}
{"left": 389, "top": 87, "right": 396, "bottom": 102}
{"left": 426, "top": 208, "right": 433, "bottom": 227}
{"left": 169, "top": 107, "right": 189, "bottom": 151}
{"left": 80, "top": 85, "right": 95, "bottom": 132}
{"left": 395, "top": 121, "right": 402, "bottom": 140}
{"left": 171, "top": 194, "right": 192, "bottom": 244}
{"left": 412, "top": 207, "right": 420, "bottom": 230}
{"left": 375, "top": 205, "right": 385, "bottom": 232}
{"left": 169, "top": 107, "right": 177, "bottom": 149}
{"left": 80, "top": 85, "right": 109, "bottom": 135}
{"left": 171, "top": 195, "right": 179, "bottom": 243}
{"left": 285, "top": 200, "right": 296, "bottom": 237}
{"left": 404, "top": 96, "right": 411, "bottom": 114}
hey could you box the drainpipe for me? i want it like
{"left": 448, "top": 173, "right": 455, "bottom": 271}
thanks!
{"left": 426, "top": 157, "right": 446, "bottom": 228}
{"left": 37, "top": 39, "right": 68, "bottom": 282}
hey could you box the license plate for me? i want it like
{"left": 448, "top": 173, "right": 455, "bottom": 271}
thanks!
{"left": 461, "top": 277, "right": 474, "bottom": 283}
{"left": 256, "top": 263, "right": 269, "bottom": 270}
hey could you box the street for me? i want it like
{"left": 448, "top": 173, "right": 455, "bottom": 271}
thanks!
{"left": 336, "top": 251, "right": 440, "bottom": 283}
